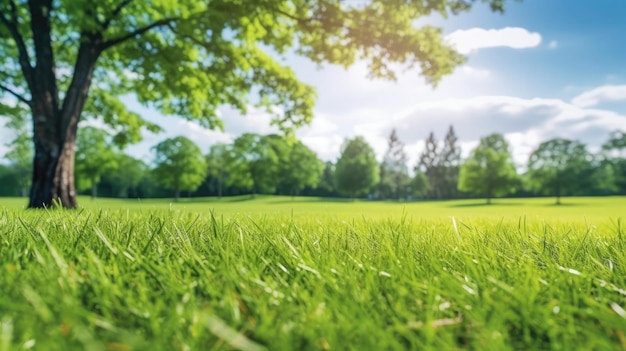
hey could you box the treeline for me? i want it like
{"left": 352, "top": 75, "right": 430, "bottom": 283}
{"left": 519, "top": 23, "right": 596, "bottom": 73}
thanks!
{"left": 1, "top": 122, "right": 625, "bottom": 203}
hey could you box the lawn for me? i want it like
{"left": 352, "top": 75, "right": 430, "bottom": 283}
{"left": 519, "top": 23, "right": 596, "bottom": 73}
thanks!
{"left": 1, "top": 196, "right": 625, "bottom": 350}
{"left": 3, "top": 195, "right": 625, "bottom": 221}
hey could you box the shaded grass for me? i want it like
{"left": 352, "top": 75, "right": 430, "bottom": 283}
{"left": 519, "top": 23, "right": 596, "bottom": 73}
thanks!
{"left": 0, "top": 202, "right": 625, "bottom": 350}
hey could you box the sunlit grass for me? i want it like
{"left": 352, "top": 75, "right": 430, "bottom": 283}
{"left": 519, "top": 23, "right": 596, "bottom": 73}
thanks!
{"left": 3, "top": 195, "right": 625, "bottom": 221}
{"left": 1, "top": 197, "right": 625, "bottom": 349}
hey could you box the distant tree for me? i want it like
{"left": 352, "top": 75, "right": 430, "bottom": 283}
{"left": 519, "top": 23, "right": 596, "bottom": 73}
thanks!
{"left": 205, "top": 143, "right": 231, "bottom": 198}
{"left": 440, "top": 125, "right": 461, "bottom": 199}
{"left": 588, "top": 158, "right": 618, "bottom": 195}
{"left": 458, "top": 133, "right": 519, "bottom": 204}
{"left": 279, "top": 141, "right": 324, "bottom": 197}
{"left": 379, "top": 129, "right": 411, "bottom": 199}
{"left": 227, "top": 134, "right": 286, "bottom": 197}
{"left": 416, "top": 132, "right": 442, "bottom": 199}
{"left": 106, "top": 154, "right": 148, "bottom": 198}
{"left": 602, "top": 130, "right": 626, "bottom": 194}
{"left": 152, "top": 136, "right": 207, "bottom": 201}
{"left": 316, "top": 161, "right": 336, "bottom": 196}
{"left": 0, "top": 164, "right": 20, "bottom": 196}
{"left": 75, "top": 127, "right": 119, "bottom": 199}
{"left": 410, "top": 172, "right": 431, "bottom": 199}
{"left": 335, "top": 136, "right": 380, "bottom": 198}
{"left": 526, "top": 138, "right": 594, "bottom": 204}
{"left": 3, "top": 109, "right": 32, "bottom": 197}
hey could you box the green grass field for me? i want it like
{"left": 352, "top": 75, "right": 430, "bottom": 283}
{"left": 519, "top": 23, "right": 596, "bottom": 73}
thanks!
{"left": 1, "top": 196, "right": 626, "bottom": 350}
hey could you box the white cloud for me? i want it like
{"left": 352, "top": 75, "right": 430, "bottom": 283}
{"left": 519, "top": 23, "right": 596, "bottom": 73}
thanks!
{"left": 571, "top": 85, "right": 626, "bottom": 107}
{"left": 548, "top": 40, "right": 558, "bottom": 49}
{"left": 295, "top": 114, "right": 342, "bottom": 161}
{"left": 177, "top": 120, "right": 233, "bottom": 146}
{"left": 300, "top": 135, "right": 344, "bottom": 162}
{"left": 326, "top": 95, "right": 626, "bottom": 170}
{"left": 459, "top": 66, "right": 491, "bottom": 79}
{"left": 220, "top": 105, "right": 280, "bottom": 136}
{"left": 446, "top": 27, "right": 542, "bottom": 54}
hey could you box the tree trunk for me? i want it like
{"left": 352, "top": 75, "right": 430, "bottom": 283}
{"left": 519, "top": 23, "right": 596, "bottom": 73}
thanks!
{"left": 29, "top": 112, "right": 78, "bottom": 208}
{"left": 174, "top": 188, "right": 180, "bottom": 202}
{"left": 27, "top": 36, "right": 101, "bottom": 208}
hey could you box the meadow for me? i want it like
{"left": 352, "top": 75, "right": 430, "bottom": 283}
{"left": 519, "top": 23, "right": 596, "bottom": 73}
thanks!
{"left": 1, "top": 196, "right": 626, "bottom": 350}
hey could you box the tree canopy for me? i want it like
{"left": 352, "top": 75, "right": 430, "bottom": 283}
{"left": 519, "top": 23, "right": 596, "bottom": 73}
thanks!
{"left": 334, "top": 136, "right": 380, "bottom": 198}
{"left": 227, "top": 133, "right": 286, "bottom": 196}
{"left": 152, "top": 136, "right": 207, "bottom": 200}
{"left": 0, "top": 0, "right": 518, "bottom": 208}
{"left": 458, "top": 133, "right": 519, "bottom": 204}
{"left": 278, "top": 140, "right": 324, "bottom": 197}
{"left": 526, "top": 138, "right": 593, "bottom": 205}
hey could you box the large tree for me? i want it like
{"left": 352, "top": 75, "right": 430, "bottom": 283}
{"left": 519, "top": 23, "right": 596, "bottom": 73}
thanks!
{"left": 334, "top": 136, "right": 380, "bottom": 198}
{"left": 0, "top": 0, "right": 515, "bottom": 208}
{"left": 379, "top": 129, "right": 410, "bottom": 200}
{"left": 458, "top": 133, "right": 519, "bottom": 204}
{"left": 152, "top": 136, "right": 207, "bottom": 201}
{"left": 526, "top": 138, "right": 593, "bottom": 205}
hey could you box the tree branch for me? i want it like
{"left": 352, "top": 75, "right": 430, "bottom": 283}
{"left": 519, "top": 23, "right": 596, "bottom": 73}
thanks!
{"left": 271, "top": 7, "right": 314, "bottom": 25}
{"left": 0, "top": 2, "right": 35, "bottom": 90}
{"left": 0, "top": 83, "right": 31, "bottom": 106}
{"left": 101, "top": 0, "right": 134, "bottom": 29}
{"left": 101, "top": 18, "right": 176, "bottom": 50}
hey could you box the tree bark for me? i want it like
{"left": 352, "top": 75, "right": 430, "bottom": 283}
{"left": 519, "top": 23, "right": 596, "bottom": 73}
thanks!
{"left": 28, "top": 49, "right": 99, "bottom": 208}
{"left": 28, "top": 15, "right": 102, "bottom": 208}
{"left": 29, "top": 108, "right": 78, "bottom": 208}
{"left": 174, "top": 188, "right": 180, "bottom": 202}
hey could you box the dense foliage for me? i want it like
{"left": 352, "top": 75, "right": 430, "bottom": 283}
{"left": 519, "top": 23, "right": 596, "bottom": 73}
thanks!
{"left": 1, "top": 124, "right": 625, "bottom": 202}
{"left": 458, "top": 133, "right": 519, "bottom": 204}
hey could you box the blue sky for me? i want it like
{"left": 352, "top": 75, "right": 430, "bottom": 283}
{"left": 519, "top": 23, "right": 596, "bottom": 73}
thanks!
{"left": 2, "top": 0, "right": 626, "bottom": 170}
